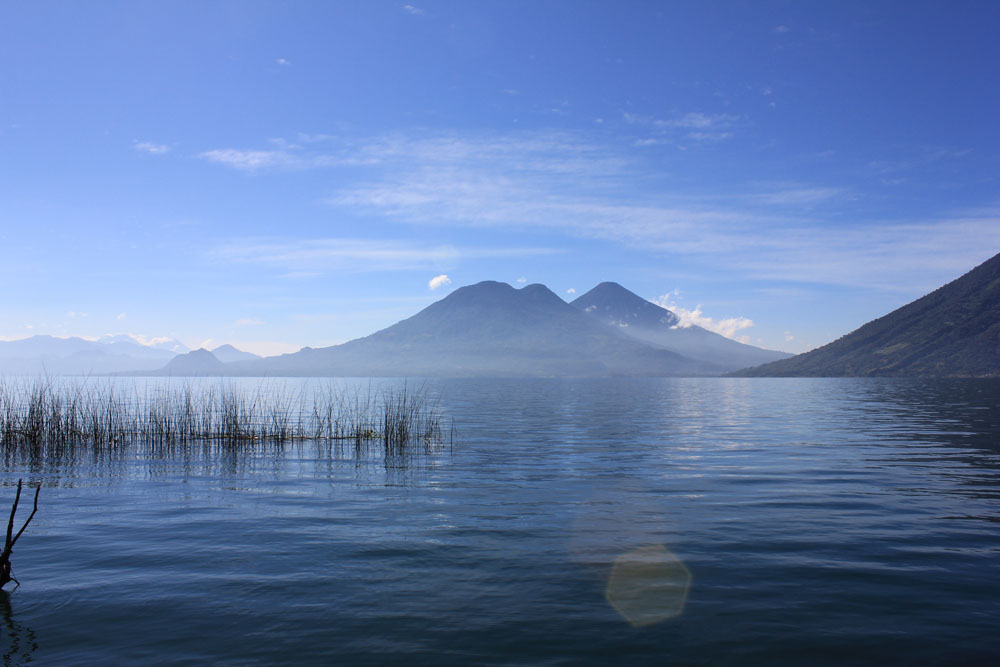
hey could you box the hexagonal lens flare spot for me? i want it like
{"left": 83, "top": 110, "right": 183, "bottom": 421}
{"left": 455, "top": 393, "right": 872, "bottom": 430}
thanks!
{"left": 605, "top": 544, "right": 692, "bottom": 627}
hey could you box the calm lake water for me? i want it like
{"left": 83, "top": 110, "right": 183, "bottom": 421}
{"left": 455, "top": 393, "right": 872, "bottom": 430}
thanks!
{"left": 1, "top": 377, "right": 999, "bottom": 665}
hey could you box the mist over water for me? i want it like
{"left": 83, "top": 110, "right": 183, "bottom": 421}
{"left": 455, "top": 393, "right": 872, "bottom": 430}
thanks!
{"left": 2, "top": 377, "right": 999, "bottom": 664}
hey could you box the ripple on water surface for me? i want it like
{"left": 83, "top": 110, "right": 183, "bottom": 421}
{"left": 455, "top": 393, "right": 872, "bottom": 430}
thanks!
{"left": 1, "top": 377, "right": 999, "bottom": 665}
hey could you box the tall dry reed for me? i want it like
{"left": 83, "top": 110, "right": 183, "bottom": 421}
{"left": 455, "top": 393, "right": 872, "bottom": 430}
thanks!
{"left": 0, "top": 378, "right": 446, "bottom": 458}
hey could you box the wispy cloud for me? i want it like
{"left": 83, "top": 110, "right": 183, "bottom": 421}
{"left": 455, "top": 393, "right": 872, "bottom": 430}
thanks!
{"left": 869, "top": 146, "right": 971, "bottom": 175}
{"left": 753, "top": 186, "right": 844, "bottom": 206}
{"left": 133, "top": 140, "right": 170, "bottom": 155}
{"left": 199, "top": 149, "right": 297, "bottom": 171}
{"left": 214, "top": 238, "right": 558, "bottom": 274}
{"left": 624, "top": 111, "right": 740, "bottom": 142}
{"left": 656, "top": 112, "right": 739, "bottom": 130}
{"left": 331, "top": 135, "right": 1000, "bottom": 292}
{"left": 204, "top": 130, "right": 1000, "bottom": 294}
{"left": 202, "top": 131, "right": 623, "bottom": 175}
{"left": 633, "top": 138, "right": 668, "bottom": 147}
{"left": 197, "top": 146, "right": 358, "bottom": 171}
{"left": 275, "top": 58, "right": 291, "bottom": 66}
{"left": 687, "top": 131, "right": 733, "bottom": 142}
{"left": 198, "top": 142, "right": 373, "bottom": 171}
{"left": 402, "top": 4, "right": 424, "bottom": 15}
{"left": 428, "top": 274, "right": 451, "bottom": 290}
{"left": 329, "top": 139, "right": 775, "bottom": 254}
{"left": 730, "top": 214, "right": 1000, "bottom": 292}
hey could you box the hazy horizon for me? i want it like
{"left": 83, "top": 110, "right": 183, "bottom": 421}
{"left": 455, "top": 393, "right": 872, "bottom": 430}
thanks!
{"left": 3, "top": 1, "right": 998, "bottom": 357}
{"left": 1, "top": 277, "right": 800, "bottom": 358}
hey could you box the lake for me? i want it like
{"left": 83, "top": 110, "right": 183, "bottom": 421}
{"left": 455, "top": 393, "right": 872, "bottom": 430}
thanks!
{"left": 2, "top": 377, "right": 999, "bottom": 665}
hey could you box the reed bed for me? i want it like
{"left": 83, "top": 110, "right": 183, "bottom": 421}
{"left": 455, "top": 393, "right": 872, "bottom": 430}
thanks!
{"left": 0, "top": 378, "right": 447, "bottom": 459}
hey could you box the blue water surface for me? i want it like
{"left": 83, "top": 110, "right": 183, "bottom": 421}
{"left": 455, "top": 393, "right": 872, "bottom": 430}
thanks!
{"left": 2, "top": 377, "right": 999, "bottom": 665}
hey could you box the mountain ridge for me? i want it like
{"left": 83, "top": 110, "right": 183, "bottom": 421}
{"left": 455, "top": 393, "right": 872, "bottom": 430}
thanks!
{"left": 733, "top": 252, "right": 1000, "bottom": 377}
{"left": 570, "top": 282, "right": 791, "bottom": 373}
{"left": 218, "top": 280, "right": 722, "bottom": 377}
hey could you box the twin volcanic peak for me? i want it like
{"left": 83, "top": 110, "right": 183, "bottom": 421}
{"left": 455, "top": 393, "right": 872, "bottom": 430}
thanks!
{"left": 201, "top": 280, "right": 786, "bottom": 378}
{"left": 218, "top": 281, "right": 703, "bottom": 377}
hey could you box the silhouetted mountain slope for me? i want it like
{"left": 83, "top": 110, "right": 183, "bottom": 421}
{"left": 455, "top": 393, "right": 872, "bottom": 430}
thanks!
{"left": 227, "top": 281, "right": 719, "bottom": 377}
{"left": 734, "top": 252, "right": 1000, "bottom": 377}
{"left": 571, "top": 282, "right": 791, "bottom": 372}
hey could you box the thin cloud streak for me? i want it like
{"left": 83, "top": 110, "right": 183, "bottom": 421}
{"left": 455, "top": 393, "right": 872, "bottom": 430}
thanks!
{"left": 753, "top": 187, "right": 844, "bottom": 206}
{"left": 623, "top": 111, "right": 741, "bottom": 142}
{"left": 201, "top": 130, "right": 1000, "bottom": 293}
{"left": 213, "top": 238, "right": 559, "bottom": 274}
{"left": 329, "top": 136, "right": 1000, "bottom": 292}
{"left": 134, "top": 141, "right": 170, "bottom": 154}
{"left": 199, "top": 149, "right": 297, "bottom": 171}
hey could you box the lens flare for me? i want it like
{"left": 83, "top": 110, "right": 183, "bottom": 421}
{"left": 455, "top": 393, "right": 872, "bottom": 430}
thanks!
{"left": 605, "top": 544, "right": 691, "bottom": 627}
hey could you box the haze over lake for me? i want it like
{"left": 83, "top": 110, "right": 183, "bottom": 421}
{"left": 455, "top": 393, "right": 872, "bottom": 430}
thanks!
{"left": 3, "top": 1, "right": 999, "bottom": 663}
{"left": 2, "top": 377, "right": 999, "bottom": 664}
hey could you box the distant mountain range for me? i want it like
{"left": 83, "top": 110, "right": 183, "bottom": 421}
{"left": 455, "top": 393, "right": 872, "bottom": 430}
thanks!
{"left": 22, "top": 254, "right": 995, "bottom": 380}
{"left": 147, "top": 280, "right": 789, "bottom": 378}
{"left": 734, "top": 252, "right": 1000, "bottom": 377}
{"left": 0, "top": 335, "right": 179, "bottom": 375}
{"left": 0, "top": 335, "right": 258, "bottom": 376}
{"left": 95, "top": 334, "right": 191, "bottom": 354}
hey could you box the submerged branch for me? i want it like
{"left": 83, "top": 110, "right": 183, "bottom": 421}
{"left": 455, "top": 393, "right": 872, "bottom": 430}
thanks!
{"left": 1, "top": 479, "right": 40, "bottom": 589}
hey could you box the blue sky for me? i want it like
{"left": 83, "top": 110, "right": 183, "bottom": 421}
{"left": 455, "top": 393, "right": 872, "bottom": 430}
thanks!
{"left": 2, "top": 0, "right": 998, "bottom": 355}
